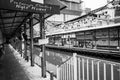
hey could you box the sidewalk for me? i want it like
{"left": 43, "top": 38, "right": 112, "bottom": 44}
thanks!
{"left": 11, "top": 44, "right": 57, "bottom": 80}
{"left": 14, "top": 52, "right": 49, "bottom": 80}
{"left": 0, "top": 44, "right": 57, "bottom": 80}
{"left": 0, "top": 44, "right": 30, "bottom": 80}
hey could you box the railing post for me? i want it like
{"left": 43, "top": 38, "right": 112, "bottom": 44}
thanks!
{"left": 57, "top": 65, "right": 60, "bottom": 80}
{"left": 68, "top": 59, "right": 71, "bottom": 80}
{"left": 78, "top": 58, "right": 81, "bottom": 80}
{"left": 111, "top": 64, "right": 114, "bottom": 80}
{"left": 104, "top": 63, "right": 106, "bottom": 80}
{"left": 82, "top": 58, "right": 85, "bottom": 80}
{"left": 92, "top": 60, "right": 94, "bottom": 80}
{"left": 73, "top": 53, "right": 78, "bottom": 80}
{"left": 97, "top": 61, "right": 100, "bottom": 80}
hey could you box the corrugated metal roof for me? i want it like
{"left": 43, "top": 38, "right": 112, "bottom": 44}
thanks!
{"left": 0, "top": 10, "right": 29, "bottom": 39}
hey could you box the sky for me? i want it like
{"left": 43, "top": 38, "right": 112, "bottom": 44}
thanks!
{"left": 83, "top": 0, "right": 107, "bottom": 10}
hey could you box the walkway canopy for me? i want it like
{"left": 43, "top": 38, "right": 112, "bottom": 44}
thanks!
{"left": 0, "top": 0, "right": 66, "bottom": 40}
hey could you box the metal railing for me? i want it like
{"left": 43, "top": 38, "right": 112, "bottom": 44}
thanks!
{"left": 57, "top": 56, "right": 74, "bottom": 80}
{"left": 57, "top": 53, "right": 120, "bottom": 80}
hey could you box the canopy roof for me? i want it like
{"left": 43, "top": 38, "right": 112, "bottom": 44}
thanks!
{"left": 0, "top": 0, "right": 66, "bottom": 40}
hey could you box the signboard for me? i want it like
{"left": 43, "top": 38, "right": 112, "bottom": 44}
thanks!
{"left": 39, "top": 38, "right": 49, "bottom": 45}
{"left": 0, "top": 0, "right": 60, "bottom": 14}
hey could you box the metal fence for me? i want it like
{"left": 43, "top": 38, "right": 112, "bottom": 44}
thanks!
{"left": 30, "top": 46, "right": 120, "bottom": 80}
{"left": 57, "top": 53, "right": 120, "bottom": 80}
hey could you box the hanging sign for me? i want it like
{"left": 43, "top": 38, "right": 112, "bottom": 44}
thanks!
{"left": 0, "top": 0, "right": 60, "bottom": 14}
{"left": 39, "top": 38, "right": 49, "bottom": 45}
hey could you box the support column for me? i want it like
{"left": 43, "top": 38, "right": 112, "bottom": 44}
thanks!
{"left": 30, "top": 17, "right": 34, "bottom": 66}
{"left": 24, "top": 24, "right": 28, "bottom": 61}
{"left": 20, "top": 32, "right": 23, "bottom": 57}
{"left": 40, "top": 14, "right": 46, "bottom": 77}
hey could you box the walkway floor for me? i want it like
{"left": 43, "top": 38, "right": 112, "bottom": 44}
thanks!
{"left": 0, "top": 44, "right": 55, "bottom": 80}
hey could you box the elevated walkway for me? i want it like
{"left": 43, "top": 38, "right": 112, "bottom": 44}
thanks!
{"left": 0, "top": 44, "right": 54, "bottom": 80}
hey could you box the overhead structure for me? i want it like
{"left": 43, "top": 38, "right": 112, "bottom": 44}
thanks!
{"left": 0, "top": 0, "right": 66, "bottom": 40}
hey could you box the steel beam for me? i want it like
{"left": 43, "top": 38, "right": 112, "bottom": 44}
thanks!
{"left": 30, "top": 17, "right": 34, "bottom": 66}
{"left": 40, "top": 14, "right": 46, "bottom": 78}
{"left": 11, "top": 13, "right": 32, "bottom": 38}
{"left": 24, "top": 24, "right": 28, "bottom": 61}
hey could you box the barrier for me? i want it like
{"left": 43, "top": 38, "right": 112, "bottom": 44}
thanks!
{"left": 57, "top": 53, "right": 120, "bottom": 80}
